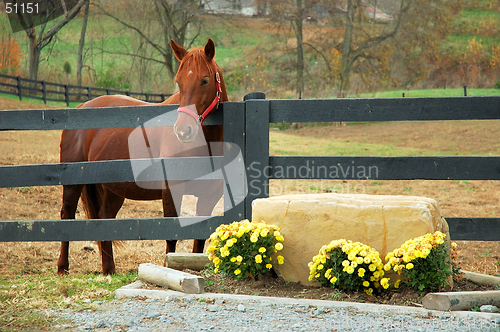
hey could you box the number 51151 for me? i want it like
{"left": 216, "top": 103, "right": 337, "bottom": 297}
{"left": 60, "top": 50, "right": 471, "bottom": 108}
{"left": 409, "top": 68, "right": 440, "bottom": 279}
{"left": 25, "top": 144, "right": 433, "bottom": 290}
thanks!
{"left": 5, "top": 2, "right": 39, "bottom": 14}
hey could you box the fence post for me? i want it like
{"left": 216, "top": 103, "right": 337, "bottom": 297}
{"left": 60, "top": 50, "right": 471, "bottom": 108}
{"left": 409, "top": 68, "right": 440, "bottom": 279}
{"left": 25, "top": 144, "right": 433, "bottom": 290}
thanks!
{"left": 41, "top": 81, "right": 47, "bottom": 104}
{"left": 222, "top": 102, "right": 247, "bottom": 222}
{"left": 64, "top": 85, "right": 69, "bottom": 106}
{"left": 464, "top": 85, "right": 467, "bottom": 96}
{"left": 145, "top": 93, "right": 149, "bottom": 102}
{"left": 243, "top": 92, "right": 269, "bottom": 219}
{"left": 87, "top": 87, "right": 91, "bottom": 101}
{"left": 16, "top": 76, "right": 22, "bottom": 101}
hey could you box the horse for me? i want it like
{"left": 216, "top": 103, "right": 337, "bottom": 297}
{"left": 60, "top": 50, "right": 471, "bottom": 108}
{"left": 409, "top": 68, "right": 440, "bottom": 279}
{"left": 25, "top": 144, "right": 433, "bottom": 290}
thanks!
{"left": 57, "top": 38, "right": 228, "bottom": 275}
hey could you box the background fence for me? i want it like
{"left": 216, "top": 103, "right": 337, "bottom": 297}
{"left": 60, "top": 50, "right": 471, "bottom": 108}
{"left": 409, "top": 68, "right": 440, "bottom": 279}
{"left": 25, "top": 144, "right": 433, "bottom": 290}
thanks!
{"left": 0, "top": 73, "right": 170, "bottom": 106}
{"left": 0, "top": 94, "right": 499, "bottom": 242}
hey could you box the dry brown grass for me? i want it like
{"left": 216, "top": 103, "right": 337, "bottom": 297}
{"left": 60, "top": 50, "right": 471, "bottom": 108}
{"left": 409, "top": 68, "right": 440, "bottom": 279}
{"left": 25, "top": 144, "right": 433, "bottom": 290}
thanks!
{"left": 0, "top": 96, "right": 498, "bottom": 277}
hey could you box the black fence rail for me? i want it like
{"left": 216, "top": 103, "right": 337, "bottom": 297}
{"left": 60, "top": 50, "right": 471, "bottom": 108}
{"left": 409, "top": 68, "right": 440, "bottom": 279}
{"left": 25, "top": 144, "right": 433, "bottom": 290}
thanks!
{"left": 243, "top": 95, "right": 500, "bottom": 242}
{"left": 0, "top": 94, "right": 499, "bottom": 243}
{"left": 0, "top": 73, "right": 170, "bottom": 106}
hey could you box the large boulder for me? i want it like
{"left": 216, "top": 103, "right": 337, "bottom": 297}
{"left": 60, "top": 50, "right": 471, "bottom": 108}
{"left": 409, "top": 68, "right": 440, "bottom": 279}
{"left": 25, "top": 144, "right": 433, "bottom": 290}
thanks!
{"left": 251, "top": 193, "right": 450, "bottom": 286}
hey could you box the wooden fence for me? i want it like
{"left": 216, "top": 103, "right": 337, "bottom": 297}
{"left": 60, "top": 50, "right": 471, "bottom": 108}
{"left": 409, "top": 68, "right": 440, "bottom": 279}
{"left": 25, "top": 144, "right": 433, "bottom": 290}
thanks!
{"left": 0, "top": 73, "right": 170, "bottom": 106}
{"left": 0, "top": 94, "right": 499, "bottom": 242}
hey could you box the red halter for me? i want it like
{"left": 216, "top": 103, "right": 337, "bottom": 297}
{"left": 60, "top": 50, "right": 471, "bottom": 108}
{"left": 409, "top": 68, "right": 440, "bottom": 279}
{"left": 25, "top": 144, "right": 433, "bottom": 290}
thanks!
{"left": 177, "top": 60, "right": 222, "bottom": 125}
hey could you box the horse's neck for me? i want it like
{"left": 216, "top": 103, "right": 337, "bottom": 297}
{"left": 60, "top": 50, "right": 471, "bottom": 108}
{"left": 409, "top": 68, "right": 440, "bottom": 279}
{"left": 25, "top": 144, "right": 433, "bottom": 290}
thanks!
{"left": 161, "top": 91, "right": 180, "bottom": 105}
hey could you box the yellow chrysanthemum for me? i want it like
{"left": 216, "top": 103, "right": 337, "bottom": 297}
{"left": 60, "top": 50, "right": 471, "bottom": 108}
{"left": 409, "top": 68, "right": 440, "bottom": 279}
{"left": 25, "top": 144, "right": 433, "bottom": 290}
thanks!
{"left": 275, "top": 243, "right": 283, "bottom": 251}
{"left": 259, "top": 247, "right": 266, "bottom": 253}
{"left": 266, "top": 264, "right": 272, "bottom": 269}
{"left": 277, "top": 255, "right": 284, "bottom": 265}
{"left": 357, "top": 268, "right": 366, "bottom": 278}
{"left": 362, "top": 281, "right": 370, "bottom": 287}
{"left": 380, "top": 278, "right": 390, "bottom": 289}
{"left": 342, "top": 260, "right": 350, "bottom": 267}
{"left": 234, "top": 269, "right": 241, "bottom": 275}
{"left": 330, "top": 276, "right": 338, "bottom": 284}
{"left": 406, "top": 262, "right": 414, "bottom": 270}
{"left": 255, "top": 254, "right": 263, "bottom": 264}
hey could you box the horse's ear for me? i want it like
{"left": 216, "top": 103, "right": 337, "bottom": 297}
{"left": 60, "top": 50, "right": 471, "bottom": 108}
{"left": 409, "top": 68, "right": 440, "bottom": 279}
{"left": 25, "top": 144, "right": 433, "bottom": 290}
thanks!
{"left": 204, "top": 38, "right": 215, "bottom": 61}
{"left": 171, "top": 39, "right": 187, "bottom": 61}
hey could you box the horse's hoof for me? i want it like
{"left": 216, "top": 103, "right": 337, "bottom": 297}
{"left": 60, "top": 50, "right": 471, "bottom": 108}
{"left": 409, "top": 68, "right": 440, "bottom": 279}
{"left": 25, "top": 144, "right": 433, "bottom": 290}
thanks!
{"left": 57, "top": 268, "right": 69, "bottom": 276}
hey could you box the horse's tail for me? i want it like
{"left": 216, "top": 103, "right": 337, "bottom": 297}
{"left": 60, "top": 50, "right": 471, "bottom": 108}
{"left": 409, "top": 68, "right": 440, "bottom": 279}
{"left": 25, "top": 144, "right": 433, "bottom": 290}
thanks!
{"left": 80, "top": 184, "right": 125, "bottom": 251}
{"left": 81, "top": 184, "right": 102, "bottom": 220}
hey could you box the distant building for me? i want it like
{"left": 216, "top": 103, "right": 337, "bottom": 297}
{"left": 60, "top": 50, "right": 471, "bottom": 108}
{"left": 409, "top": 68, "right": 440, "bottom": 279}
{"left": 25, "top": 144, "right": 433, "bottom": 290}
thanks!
{"left": 201, "top": 0, "right": 394, "bottom": 23}
{"left": 202, "top": 0, "right": 267, "bottom": 16}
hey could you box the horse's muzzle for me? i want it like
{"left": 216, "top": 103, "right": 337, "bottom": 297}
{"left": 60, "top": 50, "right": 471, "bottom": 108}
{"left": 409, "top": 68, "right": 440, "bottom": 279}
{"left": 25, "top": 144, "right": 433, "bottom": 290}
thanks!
{"left": 174, "top": 111, "right": 199, "bottom": 143}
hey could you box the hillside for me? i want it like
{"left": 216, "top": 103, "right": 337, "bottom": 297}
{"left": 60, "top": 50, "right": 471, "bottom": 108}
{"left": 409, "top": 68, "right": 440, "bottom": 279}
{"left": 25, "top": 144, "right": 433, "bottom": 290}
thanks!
{"left": 0, "top": 2, "right": 499, "bottom": 99}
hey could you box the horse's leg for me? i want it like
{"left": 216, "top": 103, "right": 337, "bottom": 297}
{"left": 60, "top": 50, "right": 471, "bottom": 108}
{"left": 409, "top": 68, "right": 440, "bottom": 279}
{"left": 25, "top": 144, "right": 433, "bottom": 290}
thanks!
{"left": 162, "top": 185, "right": 182, "bottom": 258}
{"left": 98, "top": 188, "right": 125, "bottom": 275}
{"left": 58, "top": 184, "right": 84, "bottom": 275}
{"left": 193, "top": 180, "right": 224, "bottom": 253}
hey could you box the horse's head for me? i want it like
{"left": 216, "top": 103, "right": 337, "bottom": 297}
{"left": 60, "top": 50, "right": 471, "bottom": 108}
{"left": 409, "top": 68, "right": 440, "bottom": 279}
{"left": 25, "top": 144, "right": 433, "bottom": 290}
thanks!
{"left": 171, "top": 38, "right": 227, "bottom": 143}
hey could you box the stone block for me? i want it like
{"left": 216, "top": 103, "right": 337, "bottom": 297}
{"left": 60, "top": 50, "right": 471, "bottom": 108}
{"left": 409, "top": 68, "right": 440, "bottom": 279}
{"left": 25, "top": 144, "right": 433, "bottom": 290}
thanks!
{"left": 251, "top": 193, "right": 450, "bottom": 286}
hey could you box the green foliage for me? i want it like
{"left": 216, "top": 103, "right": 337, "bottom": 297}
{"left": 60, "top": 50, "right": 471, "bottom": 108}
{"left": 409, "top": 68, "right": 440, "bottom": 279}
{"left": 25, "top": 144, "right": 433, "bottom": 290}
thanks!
{"left": 494, "top": 81, "right": 500, "bottom": 89}
{"left": 207, "top": 220, "right": 285, "bottom": 280}
{"left": 384, "top": 231, "right": 456, "bottom": 291}
{"left": 63, "top": 61, "right": 71, "bottom": 75}
{"left": 94, "top": 63, "right": 131, "bottom": 90}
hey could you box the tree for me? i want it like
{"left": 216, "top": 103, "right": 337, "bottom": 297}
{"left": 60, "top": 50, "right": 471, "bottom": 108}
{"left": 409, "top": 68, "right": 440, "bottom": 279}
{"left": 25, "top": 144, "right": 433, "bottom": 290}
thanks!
{"left": 76, "top": 0, "right": 90, "bottom": 87}
{"left": 336, "top": 0, "right": 411, "bottom": 96}
{"left": 95, "top": 0, "right": 205, "bottom": 80}
{"left": 0, "top": 18, "right": 23, "bottom": 75}
{"left": 24, "top": 0, "right": 87, "bottom": 80}
{"left": 268, "top": 0, "right": 308, "bottom": 98}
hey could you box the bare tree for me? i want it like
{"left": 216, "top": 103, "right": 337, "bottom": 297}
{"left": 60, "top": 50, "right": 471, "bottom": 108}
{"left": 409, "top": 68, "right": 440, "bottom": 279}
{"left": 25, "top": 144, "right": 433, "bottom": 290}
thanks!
{"left": 268, "top": 0, "right": 308, "bottom": 99}
{"left": 24, "top": 0, "right": 87, "bottom": 80}
{"left": 95, "top": 0, "right": 204, "bottom": 80}
{"left": 337, "top": 0, "right": 411, "bottom": 97}
{"left": 76, "top": 0, "right": 90, "bottom": 87}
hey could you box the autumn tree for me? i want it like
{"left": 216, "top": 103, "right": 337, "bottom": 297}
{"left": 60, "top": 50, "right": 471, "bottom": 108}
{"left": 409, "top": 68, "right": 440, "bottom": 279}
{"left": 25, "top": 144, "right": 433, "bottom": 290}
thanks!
{"left": 0, "top": 18, "right": 23, "bottom": 75}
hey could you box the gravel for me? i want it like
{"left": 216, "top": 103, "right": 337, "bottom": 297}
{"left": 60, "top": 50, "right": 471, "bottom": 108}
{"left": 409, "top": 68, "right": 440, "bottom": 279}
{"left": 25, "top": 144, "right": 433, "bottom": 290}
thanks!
{"left": 51, "top": 297, "right": 500, "bottom": 332}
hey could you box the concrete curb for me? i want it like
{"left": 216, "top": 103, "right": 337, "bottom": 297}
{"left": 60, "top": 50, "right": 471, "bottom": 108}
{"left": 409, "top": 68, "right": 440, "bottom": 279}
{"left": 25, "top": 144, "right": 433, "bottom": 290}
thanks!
{"left": 114, "top": 281, "right": 500, "bottom": 321}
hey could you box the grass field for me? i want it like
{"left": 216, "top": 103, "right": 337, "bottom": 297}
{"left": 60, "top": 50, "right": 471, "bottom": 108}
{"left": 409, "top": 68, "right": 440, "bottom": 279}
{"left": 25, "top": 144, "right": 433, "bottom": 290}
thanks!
{"left": 1, "top": 93, "right": 500, "bottom": 329}
{"left": 2, "top": 4, "right": 499, "bottom": 99}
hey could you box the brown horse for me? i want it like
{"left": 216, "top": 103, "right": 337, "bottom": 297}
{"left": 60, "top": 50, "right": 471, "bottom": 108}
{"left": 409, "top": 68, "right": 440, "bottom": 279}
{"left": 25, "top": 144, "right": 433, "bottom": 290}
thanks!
{"left": 57, "top": 39, "right": 228, "bottom": 275}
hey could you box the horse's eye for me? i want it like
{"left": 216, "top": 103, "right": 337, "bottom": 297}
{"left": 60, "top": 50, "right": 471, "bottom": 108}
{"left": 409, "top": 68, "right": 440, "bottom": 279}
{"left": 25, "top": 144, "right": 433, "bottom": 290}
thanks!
{"left": 201, "top": 78, "right": 209, "bottom": 86}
